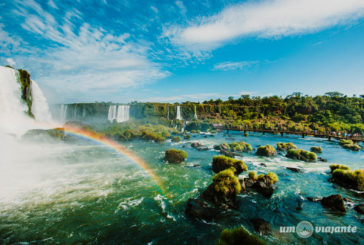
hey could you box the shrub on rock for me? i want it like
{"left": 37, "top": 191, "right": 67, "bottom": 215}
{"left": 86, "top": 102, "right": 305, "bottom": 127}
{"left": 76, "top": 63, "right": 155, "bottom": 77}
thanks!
{"left": 217, "top": 227, "right": 267, "bottom": 245}
{"left": 213, "top": 168, "right": 242, "bottom": 195}
{"left": 256, "top": 145, "right": 276, "bottom": 157}
{"left": 286, "top": 149, "right": 317, "bottom": 162}
{"left": 229, "top": 141, "right": 252, "bottom": 152}
{"left": 339, "top": 139, "right": 361, "bottom": 151}
{"left": 276, "top": 142, "right": 297, "bottom": 151}
{"left": 248, "top": 171, "right": 258, "bottom": 181}
{"left": 172, "top": 136, "right": 181, "bottom": 142}
{"left": 212, "top": 155, "right": 248, "bottom": 175}
{"left": 184, "top": 134, "right": 191, "bottom": 139}
{"left": 310, "top": 146, "right": 322, "bottom": 153}
{"left": 331, "top": 168, "right": 364, "bottom": 191}
{"left": 265, "top": 172, "right": 279, "bottom": 184}
{"left": 164, "top": 149, "right": 187, "bottom": 163}
{"left": 329, "top": 164, "right": 350, "bottom": 172}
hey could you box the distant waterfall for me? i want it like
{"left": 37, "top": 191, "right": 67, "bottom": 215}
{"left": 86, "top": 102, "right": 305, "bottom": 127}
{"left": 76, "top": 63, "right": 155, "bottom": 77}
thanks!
{"left": 108, "top": 105, "right": 130, "bottom": 122}
{"left": 194, "top": 105, "right": 198, "bottom": 119}
{"left": 176, "top": 105, "right": 182, "bottom": 120}
{"left": 60, "top": 104, "right": 68, "bottom": 122}
{"left": 116, "top": 105, "right": 130, "bottom": 122}
{"left": 167, "top": 107, "right": 170, "bottom": 120}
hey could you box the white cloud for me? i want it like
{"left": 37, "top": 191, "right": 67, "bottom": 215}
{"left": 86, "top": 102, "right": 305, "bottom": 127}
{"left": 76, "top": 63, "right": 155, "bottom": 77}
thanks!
{"left": 48, "top": 0, "right": 57, "bottom": 9}
{"left": 165, "top": 0, "right": 364, "bottom": 52}
{"left": 5, "top": 58, "right": 16, "bottom": 66}
{"left": 175, "top": 1, "right": 187, "bottom": 16}
{"left": 213, "top": 61, "right": 257, "bottom": 71}
{"left": 11, "top": 0, "right": 167, "bottom": 102}
{"left": 0, "top": 24, "right": 21, "bottom": 51}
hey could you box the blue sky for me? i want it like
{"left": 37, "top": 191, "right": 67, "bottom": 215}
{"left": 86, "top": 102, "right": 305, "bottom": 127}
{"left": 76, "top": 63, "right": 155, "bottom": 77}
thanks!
{"left": 1, "top": 0, "right": 364, "bottom": 104}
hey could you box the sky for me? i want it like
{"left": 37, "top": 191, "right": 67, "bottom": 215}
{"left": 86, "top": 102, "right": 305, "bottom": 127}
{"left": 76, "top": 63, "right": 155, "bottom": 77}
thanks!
{"left": 1, "top": 0, "right": 364, "bottom": 104}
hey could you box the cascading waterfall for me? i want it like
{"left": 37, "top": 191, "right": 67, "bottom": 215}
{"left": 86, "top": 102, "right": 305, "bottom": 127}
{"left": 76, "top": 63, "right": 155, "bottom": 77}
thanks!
{"left": 167, "top": 107, "right": 170, "bottom": 120}
{"left": 108, "top": 105, "right": 130, "bottom": 122}
{"left": 31, "top": 81, "right": 52, "bottom": 122}
{"left": 194, "top": 105, "right": 198, "bottom": 119}
{"left": 176, "top": 105, "right": 182, "bottom": 120}
{"left": 0, "top": 66, "right": 52, "bottom": 136}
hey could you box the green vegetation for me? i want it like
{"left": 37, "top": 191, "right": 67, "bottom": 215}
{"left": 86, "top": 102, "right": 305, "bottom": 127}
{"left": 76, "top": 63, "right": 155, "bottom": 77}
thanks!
{"left": 213, "top": 168, "right": 242, "bottom": 195}
{"left": 248, "top": 171, "right": 258, "bottom": 181}
{"left": 256, "top": 145, "right": 276, "bottom": 157}
{"left": 172, "top": 136, "right": 181, "bottom": 142}
{"left": 212, "top": 155, "right": 248, "bottom": 175}
{"left": 244, "top": 132, "right": 249, "bottom": 137}
{"left": 164, "top": 149, "right": 187, "bottom": 163}
{"left": 23, "top": 128, "right": 65, "bottom": 140}
{"left": 217, "top": 227, "right": 267, "bottom": 245}
{"left": 103, "top": 123, "right": 177, "bottom": 142}
{"left": 265, "top": 172, "right": 279, "bottom": 184}
{"left": 330, "top": 164, "right": 350, "bottom": 172}
{"left": 331, "top": 168, "right": 364, "bottom": 191}
{"left": 310, "top": 146, "right": 323, "bottom": 153}
{"left": 184, "top": 134, "right": 191, "bottom": 139}
{"left": 339, "top": 139, "right": 361, "bottom": 151}
{"left": 286, "top": 149, "right": 317, "bottom": 162}
{"left": 276, "top": 142, "right": 297, "bottom": 151}
{"left": 17, "top": 69, "right": 34, "bottom": 117}
{"left": 229, "top": 141, "right": 252, "bottom": 152}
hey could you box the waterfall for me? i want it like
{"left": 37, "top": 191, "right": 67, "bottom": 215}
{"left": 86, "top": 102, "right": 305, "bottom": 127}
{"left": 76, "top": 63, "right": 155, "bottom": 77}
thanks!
{"left": 108, "top": 105, "right": 129, "bottom": 122}
{"left": 60, "top": 104, "right": 68, "bottom": 122}
{"left": 176, "top": 105, "right": 182, "bottom": 120}
{"left": 0, "top": 66, "right": 53, "bottom": 136}
{"left": 82, "top": 107, "right": 86, "bottom": 118}
{"left": 116, "top": 105, "right": 130, "bottom": 122}
{"left": 194, "top": 105, "right": 198, "bottom": 119}
{"left": 167, "top": 106, "right": 170, "bottom": 120}
{"left": 31, "top": 80, "right": 52, "bottom": 122}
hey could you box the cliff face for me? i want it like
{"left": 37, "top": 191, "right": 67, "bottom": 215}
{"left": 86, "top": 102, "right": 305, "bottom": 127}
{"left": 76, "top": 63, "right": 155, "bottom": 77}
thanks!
{"left": 17, "top": 69, "right": 34, "bottom": 117}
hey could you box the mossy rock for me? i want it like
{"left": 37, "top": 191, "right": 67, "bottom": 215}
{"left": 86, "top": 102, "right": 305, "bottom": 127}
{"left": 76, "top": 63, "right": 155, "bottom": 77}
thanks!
{"left": 229, "top": 141, "right": 252, "bottom": 153}
{"left": 172, "top": 136, "right": 181, "bottom": 142}
{"left": 213, "top": 168, "right": 242, "bottom": 195}
{"left": 248, "top": 171, "right": 258, "bottom": 181}
{"left": 256, "top": 145, "right": 276, "bottom": 157}
{"left": 23, "top": 128, "right": 65, "bottom": 140}
{"left": 212, "top": 155, "right": 248, "bottom": 175}
{"left": 286, "top": 149, "right": 317, "bottom": 162}
{"left": 329, "top": 164, "right": 350, "bottom": 172}
{"left": 244, "top": 132, "right": 249, "bottom": 137}
{"left": 310, "top": 146, "right": 322, "bottom": 153}
{"left": 331, "top": 168, "right": 364, "bottom": 191}
{"left": 265, "top": 172, "right": 279, "bottom": 184}
{"left": 217, "top": 227, "right": 267, "bottom": 245}
{"left": 339, "top": 139, "right": 353, "bottom": 146}
{"left": 184, "top": 134, "right": 191, "bottom": 139}
{"left": 276, "top": 142, "right": 297, "bottom": 151}
{"left": 342, "top": 143, "right": 361, "bottom": 151}
{"left": 164, "top": 149, "right": 187, "bottom": 163}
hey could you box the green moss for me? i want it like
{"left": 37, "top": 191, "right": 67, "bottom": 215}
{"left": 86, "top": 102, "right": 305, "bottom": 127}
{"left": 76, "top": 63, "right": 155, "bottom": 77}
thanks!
{"left": 342, "top": 143, "right": 361, "bottom": 151}
{"left": 244, "top": 132, "right": 249, "bottom": 137}
{"left": 17, "top": 69, "right": 34, "bottom": 117}
{"left": 266, "top": 172, "right": 279, "bottom": 184}
{"left": 332, "top": 169, "right": 364, "bottom": 191}
{"left": 276, "top": 142, "right": 297, "bottom": 151}
{"left": 213, "top": 168, "right": 242, "bottom": 195}
{"left": 164, "top": 149, "right": 187, "bottom": 163}
{"left": 229, "top": 141, "right": 252, "bottom": 152}
{"left": 330, "top": 164, "right": 350, "bottom": 172}
{"left": 212, "top": 155, "right": 248, "bottom": 174}
{"left": 257, "top": 174, "right": 265, "bottom": 180}
{"left": 184, "top": 134, "right": 191, "bottom": 139}
{"left": 23, "top": 128, "right": 65, "bottom": 140}
{"left": 310, "top": 146, "right": 323, "bottom": 153}
{"left": 286, "top": 149, "right": 317, "bottom": 162}
{"left": 217, "top": 227, "right": 267, "bottom": 245}
{"left": 256, "top": 145, "right": 276, "bottom": 157}
{"left": 248, "top": 171, "right": 258, "bottom": 181}
{"left": 339, "top": 139, "right": 354, "bottom": 146}
{"left": 172, "top": 136, "right": 181, "bottom": 142}
{"left": 190, "top": 130, "right": 201, "bottom": 133}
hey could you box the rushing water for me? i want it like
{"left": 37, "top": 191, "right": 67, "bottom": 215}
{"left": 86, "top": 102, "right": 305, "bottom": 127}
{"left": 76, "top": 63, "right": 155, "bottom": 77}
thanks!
{"left": 0, "top": 130, "right": 363, "bottom": 244}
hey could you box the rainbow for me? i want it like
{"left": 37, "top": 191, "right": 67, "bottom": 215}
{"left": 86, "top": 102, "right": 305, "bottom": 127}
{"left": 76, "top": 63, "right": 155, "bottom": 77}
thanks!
{"left": 61, "top": 125, "right": 166, "bottom": 194}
